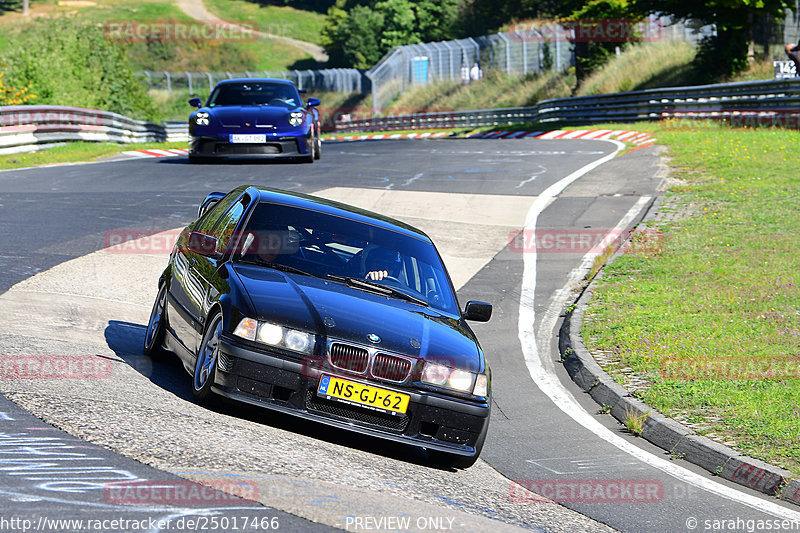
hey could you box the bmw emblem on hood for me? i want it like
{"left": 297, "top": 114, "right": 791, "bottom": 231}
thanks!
{"left": 367, "top": 333, "right": 381, "bottom": 344}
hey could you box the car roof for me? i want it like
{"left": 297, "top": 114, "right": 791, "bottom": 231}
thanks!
{"left": 240, "top": 186, "right": 432, "bottom": 243}
{"left": 214, "top": 78, "right": 298, "bottom": 87}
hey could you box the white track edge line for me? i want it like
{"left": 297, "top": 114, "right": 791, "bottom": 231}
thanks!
{"left": 518, "top": 140, "right": 800, "bottom": 520}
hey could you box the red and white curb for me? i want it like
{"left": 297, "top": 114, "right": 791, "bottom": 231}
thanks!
{"left": 471, "top": 129, "right": 655, "bottom": 147}
{"left": 121, "top": 148, "right": 189, "bottom": 158}
{"left": 324, "top": 132, "right": 451, "bottom": 141}
{"left": 325, "top": 129, "right": 655, "bottom": 147}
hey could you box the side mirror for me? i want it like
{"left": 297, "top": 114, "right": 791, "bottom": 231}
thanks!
{"left": 463, "top": 301, "right": 492, "bottom": 322}
{"left": 306, "top": 97, "right": 320, "bottom": 108}
{"left": 186, "top": 231, "right": 220, "bottom": 257}
{"left": 198, "top": 191, "right": 226, "bottom": 218}
{"left": 298, "top": 89, "right": 307, "bottom": 94}
{"left": 189, "top": 97, "right": 202, "bottom": 108}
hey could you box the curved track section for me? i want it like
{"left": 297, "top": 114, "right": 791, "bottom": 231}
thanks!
{"left": 1, "top": 139, "right": 798, "bottom": 532}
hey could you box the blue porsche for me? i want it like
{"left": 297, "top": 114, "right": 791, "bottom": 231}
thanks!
{"left": 187, "top": 78, "right": 321, "bottom": 164}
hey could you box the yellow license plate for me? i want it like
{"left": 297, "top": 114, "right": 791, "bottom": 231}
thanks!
{"left": 317, "top": 375, "right": 409, "bottom": 414}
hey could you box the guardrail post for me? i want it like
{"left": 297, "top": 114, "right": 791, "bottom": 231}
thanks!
{"left": 185, "top": 71, "right": 193, "bottom": 94}
{"left": 165, "top": 71, "right": 171, "bottom": 95}
{"left": 206, "top": 72, "right": 214, "bottom": 93}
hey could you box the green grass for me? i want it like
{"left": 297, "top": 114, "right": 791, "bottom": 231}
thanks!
{"left": 575, "top": 40, "right": 698, "bottom": 95}
{"left": 582, "top": 120, "right": 800, "bottom": 475}
{"left": 0, "top": 141, "right": 186, "bottom": 170}
{"left": 386, "top": 41, "right": 780, "bottom": 113}
{"left": 386, "top": 69, "right": 575, "bottom": 112}
{"left": 0, "top": 0, "right": 319, "bottom": 72}
{"left": 203, "top": 0, "right": 325, "bottom": 46}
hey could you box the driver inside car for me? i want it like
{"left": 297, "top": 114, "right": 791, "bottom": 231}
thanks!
{"left": 363, "top": 247, "right": 402, "bottom": 282}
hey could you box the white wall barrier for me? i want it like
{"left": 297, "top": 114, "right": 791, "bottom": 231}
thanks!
{"left": 0, "top": 105, "right": 188, "bottom": 155}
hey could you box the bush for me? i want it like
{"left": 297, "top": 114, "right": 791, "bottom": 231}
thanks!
{"left": 0, "top": 72, "right": 35, "bottom": 105}
{"left": 1, "top": 18, "right": 156, "bottom": 120}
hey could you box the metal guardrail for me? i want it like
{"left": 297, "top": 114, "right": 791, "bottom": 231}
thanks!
{"left": 335, "top": 78, "right": 800, "bottom": 132}
{"left": 0, "top": 106, "right": 188, "bottom": 155}
{"left": 4, "top": 78, "right": 800, "bottom": 154}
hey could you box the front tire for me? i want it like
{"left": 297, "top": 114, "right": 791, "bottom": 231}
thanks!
{"left": 193, "top": 312, "right": 222, "bottom": 403}
{"left": 303, "top": 134, "right": 316, "bottom": 163}
{"left": 143, "top": 284, "right": 167, "bottom": 359}
{"left": 314, "top": 127, "right": 322, "bottom": 160}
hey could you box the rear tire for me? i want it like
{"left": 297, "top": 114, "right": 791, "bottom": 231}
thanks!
{"left": 314, "top": 128, "right": 322, "bottom": 160}
{"left": 192, "top": 312, "right": 222, "bottom": 404}
{"left": 188, "top": 154, "right": 208, "bottom": 164}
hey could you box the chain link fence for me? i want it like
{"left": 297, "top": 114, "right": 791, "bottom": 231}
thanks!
{"left": 145, "top": 14, "right": 800, "bottom": 114}
{"left": 141, "top": 69, "right": 370, "bottom": 96}
{"left": 364, "top": 16, "right": 714, "bottom": 112}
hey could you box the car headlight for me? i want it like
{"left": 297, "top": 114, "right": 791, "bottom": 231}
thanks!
{"left": 194, "top": 112, "right": 210, "bottom": 126}
{"left": 288, "top": 112, "right": 304, "bottom": 127}
{"left": 421, "top": 362, "right": 488, "bottom": 396}
{"left": 234, "top": 317, "right": 315, "bottom": 355}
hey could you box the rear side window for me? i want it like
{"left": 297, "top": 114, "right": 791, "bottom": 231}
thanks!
{"left": 195, "top": 192, "right": 240, "bottom": 234}
{"left": 212, "top": 195, "right": 250, "bottom": 252}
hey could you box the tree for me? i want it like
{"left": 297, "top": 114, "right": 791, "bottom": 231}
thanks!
{"left": 1, "top": 19, "right": 156, "bottom": 119}
{"left": 631, "top": 0, "right": 792, "bottom": 78}
{"left": 322, "top": 0, "right": 460, "bottom": 68}
{"left": 322, "top": 3, "right": 384, "bottom": 68}
{"left": 555, "top": 0, "right": 641, "bottom": 83}
{"left": 377, "top": 0, "right": 419, "bottom": 50}
{"left": 455, "top": 0, "right": 559, "bottom": 37}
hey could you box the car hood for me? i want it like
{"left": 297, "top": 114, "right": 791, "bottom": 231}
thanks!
{"left": 206, "top": 106, "right": 297, "bottom": 128}
{"left": 232, "top": 264, "right": 482, "bottom": 372}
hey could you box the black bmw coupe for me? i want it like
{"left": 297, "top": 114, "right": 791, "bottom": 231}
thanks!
{"left": 144, "top": 185, "right": 492, "bottom": 467}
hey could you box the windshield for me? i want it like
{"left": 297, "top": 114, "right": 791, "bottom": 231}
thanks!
{"left": 207, "top": 82, "right": 301, "bottom": 108}
{"left": 233, "top": 202, "right": 459, "bottom": 314}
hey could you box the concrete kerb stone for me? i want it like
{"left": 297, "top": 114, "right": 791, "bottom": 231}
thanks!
{"left": 671, "top": 435, "right": 740, "bottom": 476}
{"left": 722, "top": 455, "right": 793, "bottom": 496}
{"left": 783, "top": 479, "right": 800, "bottom": 506}
{"left": 557, "top": 196, "right": 800, "bottom": 507}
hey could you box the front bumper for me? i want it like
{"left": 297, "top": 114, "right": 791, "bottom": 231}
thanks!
{"left": 189, "top": 133, "right": 312, "bottom": 159}
{"left": 213, "top": 337, "right": 491, "bottom": 456}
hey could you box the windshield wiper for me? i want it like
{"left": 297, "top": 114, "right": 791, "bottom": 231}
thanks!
{"left": 327, "top": 275, "right": 427, "bottom": 306}
{"left": 238, "top": 258, "right": 314, "bottom": 277}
